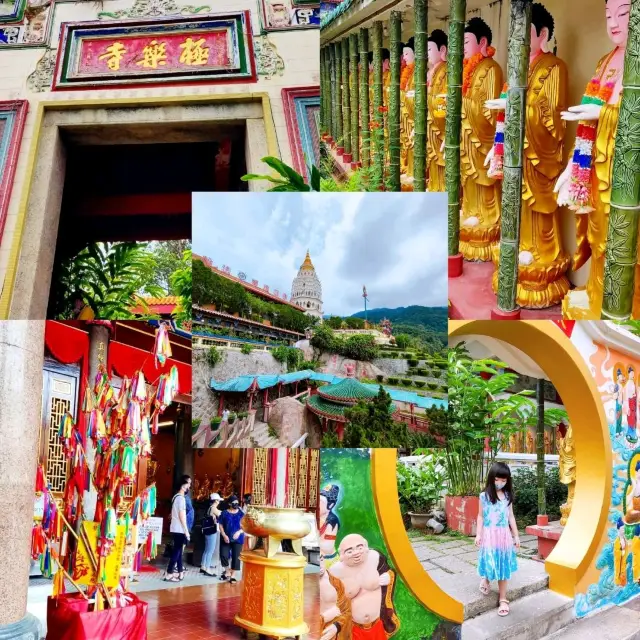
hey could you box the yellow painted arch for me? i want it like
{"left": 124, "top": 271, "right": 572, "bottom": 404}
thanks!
{"left": 372, "top": 448, "right": 465, "bottom": 624}
{"left": 449, "top": 320, "right": 611, "bottom": 598}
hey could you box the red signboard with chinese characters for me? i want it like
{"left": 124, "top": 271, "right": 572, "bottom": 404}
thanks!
{"left": 53, "top": 14, "right": 255, "bottom": 90}
{"left": 77, "top": 31, "right": 230, "bottom": 76}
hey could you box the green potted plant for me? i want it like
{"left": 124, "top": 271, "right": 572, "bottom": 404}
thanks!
{"left": 211, "top": 416, "right": 222, "bottom": 428}
{"left": 396, "top": 454, "right": 446, "bottom": 529}
{"left": 228, "top": 413, "right": 237, "bottom": 424}
{"left": 440, "top": 346, "right": 536, "bottom": 535}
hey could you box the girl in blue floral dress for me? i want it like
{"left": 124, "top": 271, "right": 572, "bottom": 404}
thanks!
{"left": 475, "top": 462, "right": 520, "bottom": 617}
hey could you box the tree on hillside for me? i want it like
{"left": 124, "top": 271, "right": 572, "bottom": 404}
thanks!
{"left": 145, "top": 241, "right": 191, "bottom": 295}
{"left": 326, "top": 316, "right": 345, "bottom": 329}
{"left": 344, "top": 316, "right": 365, "bottom": 329}
{"left": 395, "top": 334, "right": 411, "bottom": 349}
{"left": 321, "top": 387, "right": 438, "bottom": 448}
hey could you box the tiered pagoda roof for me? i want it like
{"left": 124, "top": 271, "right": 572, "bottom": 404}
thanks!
{"left": 307, "top": 377, "right": 394, "bottom": 422}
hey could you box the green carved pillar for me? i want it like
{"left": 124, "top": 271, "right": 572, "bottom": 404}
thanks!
{"left": 330, "top": 44, "right": 338, "bottom": 144}
{"left": 334, "top": 42, "right": 343, "bottom": 153}
{"left": 602, "top": 0, "right": 640, "bottom": 320}
{"left": 388, "top": 11, "right": 402, "bottom": 191}
{"left": 349, "top": 33, "right": 360, "bottom": 168}
{"left": 320, "top": 48, "right": 326, "bottom": 137}
{"left": 446, "top": 0, "right": 466, "bottom": 274}
{"left": 342, "top": 39, "right": 352, "bottom": 162}
{"left": 372, "top": 21, "right": 384, "bottom": 190}
{"left": 359, "top": 28, "right": 370, "bottom": 169}
{"left": 495, "top": 0, "right": 532, "bottom": 317}
{"left": 325, "top": 48, "right": 332, "bottom": 141}
{"left": 413, "top": 0, "right": 428, "bottom": 191}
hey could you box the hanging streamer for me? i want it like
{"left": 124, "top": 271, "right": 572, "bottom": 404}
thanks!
{"left": 153, "top": 323, "right": 172, "bottom": 368}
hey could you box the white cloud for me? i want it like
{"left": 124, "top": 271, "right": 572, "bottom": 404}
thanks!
{"left": 192, "top": 193, "right": 447, "bottom": 316}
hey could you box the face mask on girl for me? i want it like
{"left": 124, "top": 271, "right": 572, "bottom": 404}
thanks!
{"left": 495, "top": 480, "right": 507, "bottom": 490}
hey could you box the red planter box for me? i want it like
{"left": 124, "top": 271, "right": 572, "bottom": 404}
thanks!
{"left": 445, "top": 495, "right": 480, "bottom": 536}
{"left": 47, "top": 592, "right": 148, "bottom": 640}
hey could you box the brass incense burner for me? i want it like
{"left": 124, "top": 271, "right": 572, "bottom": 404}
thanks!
{"left": 242, "top": 505, "right": 310, "bottom": 559}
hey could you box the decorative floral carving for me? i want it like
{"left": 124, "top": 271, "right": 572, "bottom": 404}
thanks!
{"left": 266, "top": 571, "right": 288, "bottom": 621}
{"left": 98, "top": 0, "right": 211, "bottom": 20}
{"left": 27, "top": 47, "right": 56, "bottom": 92}
{"left": 253, "top": 35, "right": 285, "bottom": 79}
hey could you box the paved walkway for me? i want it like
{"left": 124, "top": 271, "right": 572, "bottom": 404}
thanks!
{"left": 409, "top": 530, "right": 548, "bottom": 619}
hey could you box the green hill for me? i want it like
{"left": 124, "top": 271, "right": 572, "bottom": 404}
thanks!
{"left": 351, "top": 306, "right": 447, "bottom": 352}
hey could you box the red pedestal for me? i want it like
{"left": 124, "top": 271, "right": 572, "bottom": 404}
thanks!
{"left": 336, "top": 147, "right": 344, "bottom": 156}
{"left": 490, "top": 307, "right": 522, "bottom": 320}
{"left": 448, "top": 253, "right": 464, "bottom": 278}
{"left": 351, "top": 161, "right": 362, "bottom": 171}
{"left": 445, "top": 495, "right": 480, "bottom": 536}
{"left": 343, "top": 153, "right": 353, "bottom": 163}
{"left": 525, "top": 519, "right": 563, "bottom": 560}
{"left": 325, "top": 136, "right": 334, "bottom": 144}
{"left": 47, "top": 592, "right": 148, "bottom": 640}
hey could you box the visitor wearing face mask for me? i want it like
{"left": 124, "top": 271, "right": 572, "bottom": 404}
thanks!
{"left": 218, "top": 495, "right": 245, "bottom": 583}
{"left": 475, "top": 462, "right": 520, "bottom": 617}
{"left": 165, "top": 474, "right": 192, "bottom": 582}
{"left": 200, "top": 492, "right": 222, "bottom": 577}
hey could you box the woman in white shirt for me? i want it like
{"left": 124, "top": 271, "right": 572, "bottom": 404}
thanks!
{"left": 200, "top": 492, "right": 222, "bottom": 576}
{"left": 165, "top": 474, "right": 191, "bottom": 582}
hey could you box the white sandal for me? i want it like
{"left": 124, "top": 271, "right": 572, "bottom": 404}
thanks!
{"left": 479, "top": 579, "right": 490, "bottom": 595}
{"left": 498, "top": 599, "right": 510, "bottom": 617}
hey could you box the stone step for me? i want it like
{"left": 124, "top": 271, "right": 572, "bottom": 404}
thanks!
{"left": 426, "top": 555, "right": 549, "bottom": 619}
{"left": 462, "top": 590, "right": 574, "bottom": 640}
{"left": 543, "top": 601, "right": 640, "bottom": 640}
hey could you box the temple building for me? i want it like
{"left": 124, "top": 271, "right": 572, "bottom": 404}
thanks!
{"left": 0, "top": 0, "right": 320, "bottom": 320}
{"left": 291, "top": 250, "right": 324, "bottom": 319}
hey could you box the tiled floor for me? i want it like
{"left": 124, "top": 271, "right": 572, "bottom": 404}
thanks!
{"left": 144, "top": 574, "right": 320, "bottom": 640}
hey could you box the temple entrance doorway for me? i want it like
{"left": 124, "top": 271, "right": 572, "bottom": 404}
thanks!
{"left": 1, "top": 96, "right": 277, "bottom": 319}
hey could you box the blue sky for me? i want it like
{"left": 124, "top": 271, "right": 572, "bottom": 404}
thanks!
{"left": 192, "top": 193, "right": 447, "bottom": 317}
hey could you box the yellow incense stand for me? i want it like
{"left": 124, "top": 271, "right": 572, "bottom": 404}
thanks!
{"left": 235, "top": 506, "right": 310, "bottom": 639}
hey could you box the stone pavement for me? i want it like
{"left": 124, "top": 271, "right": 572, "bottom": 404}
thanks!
{"left": 409, "top": 530, "right": 548, "bottom": 619}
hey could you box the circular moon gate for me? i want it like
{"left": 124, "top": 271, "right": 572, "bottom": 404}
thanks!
{"left": 448, "top": 320, "right": 611, "bottom": 598}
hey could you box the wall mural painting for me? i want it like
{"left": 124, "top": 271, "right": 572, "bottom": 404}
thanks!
{"left": 0, "top": 0, "right": 52, "bottom": 48}
{"left": 53, "top": 12, "right": 256, "bottom": 89}
{"left": 320, "top": 449, "right": 461, "bottom": 640}
{"left": 259, "top": 0, "right": 319, "bottom": 31}
{"left": 576, "top": 341, "right": 640, "bottom": 617}
{"left": 282, "top": 86, "right": 320, "bottom": 182}
{"left": 0, "top": 100, "right": 28, "bottom": 241}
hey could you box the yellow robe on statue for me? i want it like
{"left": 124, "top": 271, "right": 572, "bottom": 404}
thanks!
{"left": 491, "top": 52, "right": 570, "bottom": 308}
{"left": 400, "top": 67, "right": 415, "bottom": 182}
{"left": 562, "top": 51, "right": 632, "bottom": 319}
{"left": 323, "top": 573, "right": 352, "bottom": 640}
{"left": 460, "top": 56, "right": 504, "bottom": 262}
{"left": 427, "top": 61, "right": 447, "bottom": 192}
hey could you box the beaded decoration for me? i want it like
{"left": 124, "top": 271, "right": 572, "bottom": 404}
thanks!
{"left": 488, "top": 83, "right": 508, "bottom": 179}
{"left": 568, "top": 76, "right": 616, "bottom": 212}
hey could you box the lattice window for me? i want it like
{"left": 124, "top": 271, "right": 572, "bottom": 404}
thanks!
{"left": 252, "top": 449, "right": 269, "bottom": 505}
{"left": 46, "top": 396, "right": 71, "bottom": 494}
{"left": 296, "top": 450, "right": 309, "bottom": 509}
{"left": 287, "top": 449, "right": 298, "bottom": 508}
{"left": 308, "top": 449, "right": 319, "bottom": 509}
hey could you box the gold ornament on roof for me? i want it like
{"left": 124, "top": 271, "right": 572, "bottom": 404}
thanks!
{"left": 300, "top": 250, "right": 315, "bottom": 271}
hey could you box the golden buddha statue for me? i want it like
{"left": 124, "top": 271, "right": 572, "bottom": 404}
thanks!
{"left": 459, "top": 18, "right": 503, "bottom": 262}
{"left": 555, "top": 0, "right": 628, "bottom": 319}
{"left": 400, "top": 38, "right": 416, "bottom": 187}
{"left": 557, "top": 424, "right": 576, "bottom": 526}
{"left": 624, "top": 460, "right": 640, "bottom": 525}
{"left": 487, "top": 4, "right": 570, "bottom": 308}
{"left": 427, "top": 29, "right": 448, "bottom": 192}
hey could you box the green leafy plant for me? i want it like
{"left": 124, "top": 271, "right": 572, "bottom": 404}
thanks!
{"left": 408, "top": 358, "right": 419, "bottom": 367}
{"left": 511, "top": 466, "right": 568, "bottom": 528}
{"left": 436, "top": 347, "right": 538, "bottom": 497}
{"left": 241, "top": 343, "right": 254, "bottom": 355}
{"left": 242, "top": 156, "right": 320, "bottom": 192}
{"left": 272, "top": 346, "right": 304, "bottom": 372}
{"left": 206, "top": 347, "right": 222, "bottom": 368}
{"left": 211, "top": 416, "right": 222, "bottom": 427}
{"left": 427, "top": 383, "right": 438, "bottom": 391}
{"left": 388, "top": 377, "right": 399, "bottom": 385}
{"left": 268, "top": 423, "right": 279, "bottom": 439}
{"left": 415, "top": 381, "right": 426, "bottom": 389}
{"left": 228, "top": 413, "right": 237, "bottom": 424}
{"left": 192, "top": 418, "right": 201, "bottom": 432}
{"left": 402, "top": 379, "right": 413, "bottom": 387}
{"left": 169, "top": 248, "right": 192, "bottom": 324}
{"left": 50, "top": 242, "right": 164, "bottom": 319}
{"left": 376, "top": 375, "right": 384, "bottom": 382}
{"left": 397, "top": 455, "right": 446, "bottom": 515}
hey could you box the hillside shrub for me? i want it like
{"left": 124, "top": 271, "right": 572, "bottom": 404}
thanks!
{"left": 388, "top": 377, "right": 399, "bottom": 385}
{"left": 402, "top": 379, "right": 413, "bottom": 387}
{"left": 376, "top": 375, "right": 384, "bottom": 382}
{"left": 414, "top": 381, "right": 426, "bottom": 388}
